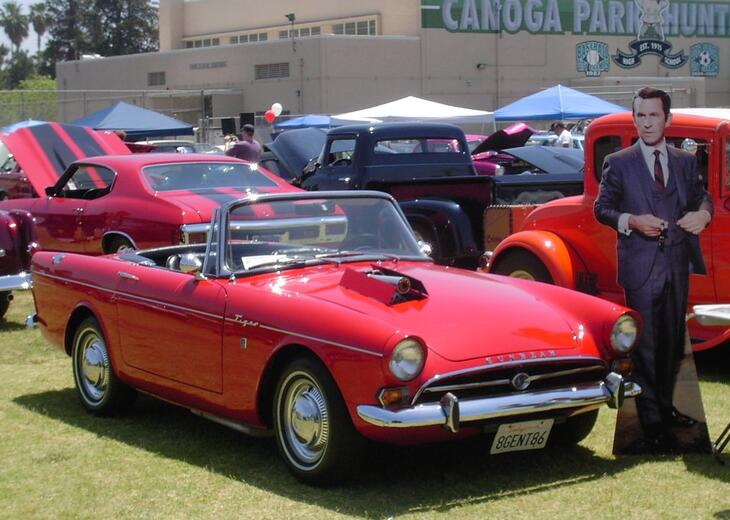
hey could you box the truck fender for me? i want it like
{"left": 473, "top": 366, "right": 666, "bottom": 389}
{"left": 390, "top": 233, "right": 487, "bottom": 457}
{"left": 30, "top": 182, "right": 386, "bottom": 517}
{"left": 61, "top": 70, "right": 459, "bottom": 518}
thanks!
{"left": 488, "top": 230, "right": 588, "bottom": 289}
{"left": 398, "top": 198, "right": 479, "bottom": 262}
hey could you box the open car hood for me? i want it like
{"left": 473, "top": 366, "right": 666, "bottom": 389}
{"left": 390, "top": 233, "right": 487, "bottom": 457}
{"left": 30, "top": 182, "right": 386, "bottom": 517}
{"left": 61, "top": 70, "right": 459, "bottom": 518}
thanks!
{"left": 502, "top": 145, "right": 584, "bottom": 175}
{"left": 0, "top": 122, "right": 130, "bottom": 194}
{"left": 471, "top": 122, "right": 536, "bottom": 155}
{"left": 266, "top": 128, "right": 327, "bottom": 178}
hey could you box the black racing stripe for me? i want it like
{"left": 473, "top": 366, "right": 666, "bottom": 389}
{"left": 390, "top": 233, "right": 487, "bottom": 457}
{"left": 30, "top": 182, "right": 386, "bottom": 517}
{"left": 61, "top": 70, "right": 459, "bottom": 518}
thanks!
{"left": 62, "top": 124, "right": 106, "bottom": 157}
{"left": 27, "top": 124, "right": 78, "bottom": 177}
{"left": 192, "top": 189, "right": 244, "bottom": 207}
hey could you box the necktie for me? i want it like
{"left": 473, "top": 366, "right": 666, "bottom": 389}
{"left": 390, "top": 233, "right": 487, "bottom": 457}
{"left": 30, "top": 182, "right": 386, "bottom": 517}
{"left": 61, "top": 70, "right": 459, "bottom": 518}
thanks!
{"left": 653, "top": 150, "right": 665, "bottom": 191}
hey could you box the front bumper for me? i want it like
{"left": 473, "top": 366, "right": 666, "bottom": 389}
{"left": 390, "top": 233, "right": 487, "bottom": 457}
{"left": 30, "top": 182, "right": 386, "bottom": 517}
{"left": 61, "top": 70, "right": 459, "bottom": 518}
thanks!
{"left": 357, "top": 373, "right": 640, "bottom": 433}
{"left": 0, "top": 271, "right": 32, "bottom": 292}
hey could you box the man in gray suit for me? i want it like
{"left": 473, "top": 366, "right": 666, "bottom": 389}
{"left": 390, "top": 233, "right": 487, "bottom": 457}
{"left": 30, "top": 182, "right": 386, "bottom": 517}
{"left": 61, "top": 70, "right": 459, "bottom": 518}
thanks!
{"left": 594, "top": 87, "right": 712, "bottom": 452}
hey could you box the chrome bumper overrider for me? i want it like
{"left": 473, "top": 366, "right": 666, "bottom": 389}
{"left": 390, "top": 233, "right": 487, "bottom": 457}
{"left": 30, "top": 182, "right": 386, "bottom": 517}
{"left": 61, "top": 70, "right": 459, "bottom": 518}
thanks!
{"left": 357, "top": 373, "right": 641, "bottom": 433}
{"left": 0, "top": 272, "right": 32, "bottom": 291}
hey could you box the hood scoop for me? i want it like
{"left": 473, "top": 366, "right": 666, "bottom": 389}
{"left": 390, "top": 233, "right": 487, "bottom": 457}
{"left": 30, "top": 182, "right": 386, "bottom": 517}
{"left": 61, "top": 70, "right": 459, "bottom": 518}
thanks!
{"left": 340, "top": 267, "right": 428, "bottom": 306}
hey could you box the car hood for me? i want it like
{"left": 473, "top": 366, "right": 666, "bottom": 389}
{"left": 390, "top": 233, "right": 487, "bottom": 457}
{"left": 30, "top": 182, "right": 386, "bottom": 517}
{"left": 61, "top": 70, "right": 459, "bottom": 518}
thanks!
{"left": 471, "top": 122, "right": 536, "bottom": 155}
{"left": 502, "top": 146, "right": 585, "bottom": 175}
{"left": 0, "top": 122, "right": 130, "bottom": 194}
{"left": 266, "top": 128, "right": 327, "bottom": 179}
{"left": 254, "top": 262, "right": 583, "bottom": 362}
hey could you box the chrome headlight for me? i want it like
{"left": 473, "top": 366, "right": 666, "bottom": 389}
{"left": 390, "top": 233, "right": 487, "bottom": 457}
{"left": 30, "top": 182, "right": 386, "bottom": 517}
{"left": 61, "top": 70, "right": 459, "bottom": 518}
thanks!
{"left": 610, "top": 314, "right": 638, "bottom": 353}
{"left": 388, "top": 339, "right": 425, "bottom": 382}
{"left": 494, "top": 164, "right": 505, "bottom": 176}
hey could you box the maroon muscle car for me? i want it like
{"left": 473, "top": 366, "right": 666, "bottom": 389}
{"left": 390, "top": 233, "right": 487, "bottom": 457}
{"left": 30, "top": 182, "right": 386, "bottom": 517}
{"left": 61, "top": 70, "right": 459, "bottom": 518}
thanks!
{"left": 0, "top": 208, "right": 36, "bottom": 319}
{"left": 0, "top": 153, "right": 298, "bottom": 254}
{"left": 31, "top": 190, "right": 641, "bottom": 484}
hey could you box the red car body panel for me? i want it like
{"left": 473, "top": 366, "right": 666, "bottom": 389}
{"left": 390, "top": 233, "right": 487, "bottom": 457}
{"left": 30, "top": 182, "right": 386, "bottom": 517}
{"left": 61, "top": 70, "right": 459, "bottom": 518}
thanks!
{"left": 488, "top": 111, "right": 730, "bottom": 350}
{"left": 0, "top": 122, "right": 130, "bottom": 197}
{"left": 0, "top": 153, "right": 298, "bottom": 254}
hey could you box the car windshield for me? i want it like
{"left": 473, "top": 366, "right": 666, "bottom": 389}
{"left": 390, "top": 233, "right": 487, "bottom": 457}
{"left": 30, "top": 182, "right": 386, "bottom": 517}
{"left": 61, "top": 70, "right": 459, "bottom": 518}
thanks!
{"left": 223, "top": 195, "right": 427, "bottom": 273}
{"left": 141, "top": 162, "right": 279, "bottom": 191}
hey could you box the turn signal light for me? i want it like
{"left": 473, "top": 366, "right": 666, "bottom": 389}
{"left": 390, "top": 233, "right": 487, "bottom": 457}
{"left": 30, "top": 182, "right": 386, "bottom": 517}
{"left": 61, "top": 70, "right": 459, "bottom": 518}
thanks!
{"left": 611, "top": 358, "right": 633, "bottom": 376}
{"left": 377, "top": 387, "right": 410, "bottom": 408}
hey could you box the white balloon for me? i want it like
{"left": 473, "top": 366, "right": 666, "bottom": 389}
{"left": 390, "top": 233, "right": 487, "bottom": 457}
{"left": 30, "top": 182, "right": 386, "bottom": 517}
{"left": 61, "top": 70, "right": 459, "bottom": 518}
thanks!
{"left": 271, "top": 102, "right": 283, "bottom": 116}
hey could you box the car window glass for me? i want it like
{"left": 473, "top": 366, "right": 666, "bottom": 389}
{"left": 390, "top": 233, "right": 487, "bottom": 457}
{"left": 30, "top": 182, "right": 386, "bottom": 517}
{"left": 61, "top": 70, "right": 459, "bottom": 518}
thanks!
{"left": 594, "top": 136, "right": 623, "bottom": 182}
{"left": 325, "top": 138, "right": 355, "bottom": 166}
{"left": 142, "top": 162, "right": 278, "bottom": 191}
{"left": 378, "top": 138, "right": 462, "bottom": 154}
{"left": 61, "top": 165, "right": 116, "bottom": 199}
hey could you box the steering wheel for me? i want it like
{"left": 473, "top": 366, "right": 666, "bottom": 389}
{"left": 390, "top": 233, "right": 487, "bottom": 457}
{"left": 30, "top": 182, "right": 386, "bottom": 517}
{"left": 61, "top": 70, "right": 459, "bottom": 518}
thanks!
{"left": 330, "top": 158, "right": 352, "bottom": 167}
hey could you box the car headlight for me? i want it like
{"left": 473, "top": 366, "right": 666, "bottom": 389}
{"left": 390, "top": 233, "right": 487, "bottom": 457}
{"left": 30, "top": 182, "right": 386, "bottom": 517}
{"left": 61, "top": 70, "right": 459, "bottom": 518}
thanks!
{"left": 610, "top": 314, "right": 638, "bottom": 353}
{"left": 388, "top": 339, "right": 425, "bottom": 382}
{"left": 494, "top": 164, "right": 505, "bottom": 176}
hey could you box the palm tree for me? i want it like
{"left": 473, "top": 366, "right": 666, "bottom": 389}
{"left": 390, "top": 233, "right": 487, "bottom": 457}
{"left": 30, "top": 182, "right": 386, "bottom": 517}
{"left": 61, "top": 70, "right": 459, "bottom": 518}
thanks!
{"left": 29, "top": 3, "right": 51, "bottom": 52}
{"left": 0, "top": 1, "right": 29, "bottom": 56}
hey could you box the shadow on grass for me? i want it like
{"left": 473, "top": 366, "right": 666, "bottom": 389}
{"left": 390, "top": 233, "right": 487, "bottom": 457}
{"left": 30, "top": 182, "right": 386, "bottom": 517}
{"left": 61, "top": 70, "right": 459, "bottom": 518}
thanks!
{"left": 14, "top": 388, "right": 655, "bottom": 517}
{"left": 695, "top": 346, "right": 730, "bottom": 385}
{"left": 0, "top": 319, "right": 27, "bottom": 332}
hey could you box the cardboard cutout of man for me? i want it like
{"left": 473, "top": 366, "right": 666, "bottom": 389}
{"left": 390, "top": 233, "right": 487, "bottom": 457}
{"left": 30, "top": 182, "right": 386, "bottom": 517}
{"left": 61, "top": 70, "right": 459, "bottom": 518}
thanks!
{"left": 594, "top": 87, "right": 712, "bottom": 453}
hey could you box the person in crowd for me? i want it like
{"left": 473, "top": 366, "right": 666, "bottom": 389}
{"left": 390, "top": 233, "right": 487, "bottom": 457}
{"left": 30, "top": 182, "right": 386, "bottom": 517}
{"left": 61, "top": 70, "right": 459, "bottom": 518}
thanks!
{"left": 225, "top": 123, "right": 262, "bottom": 162}
{"left": 594, "top": 87, "right": 713, "bottom": 452}
{"left": 553, "top": 122, "right": 571, "bottom": 147}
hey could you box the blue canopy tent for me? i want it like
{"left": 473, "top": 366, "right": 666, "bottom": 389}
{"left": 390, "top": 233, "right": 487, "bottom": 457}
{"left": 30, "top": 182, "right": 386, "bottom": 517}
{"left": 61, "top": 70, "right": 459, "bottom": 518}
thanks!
{"left": 494, "top": 85, "right": 626, "bottom": 121}
{"left": 274, "top": 114, "right": 331, "bottom": 130}
{"left": 2, "top": 119, "right": 47, "bottom": 134}
{"left": 71, "top": 101, "right": 194, "bottom": 139}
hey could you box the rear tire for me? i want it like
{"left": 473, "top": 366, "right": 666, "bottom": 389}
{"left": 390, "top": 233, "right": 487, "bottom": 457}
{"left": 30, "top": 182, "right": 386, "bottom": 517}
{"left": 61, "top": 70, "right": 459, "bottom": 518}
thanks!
{"left": 106, "top": 236, "right": 134, "bottom": 254}
{"left": 550, "top": 410, "right": 599, "bottom": 445}
{"left": 273, "top": 356, "right": 363, "bottom": 484}
{"left": 72, "top": 316, "right": 136, "bottom": 415}
{"left": 492, "top": 250, "right": 553, "bottom": 283}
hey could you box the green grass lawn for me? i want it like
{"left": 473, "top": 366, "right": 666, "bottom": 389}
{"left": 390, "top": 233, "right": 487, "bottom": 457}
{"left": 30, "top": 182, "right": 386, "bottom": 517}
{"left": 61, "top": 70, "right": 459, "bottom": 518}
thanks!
{"left": 1, "top": 291, "right": 729, "bottom": 519}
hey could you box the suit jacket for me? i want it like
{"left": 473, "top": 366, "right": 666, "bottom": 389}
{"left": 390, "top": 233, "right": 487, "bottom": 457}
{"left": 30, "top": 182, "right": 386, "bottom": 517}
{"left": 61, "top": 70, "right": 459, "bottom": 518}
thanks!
{"left": 594, "top": 141, "right": 713, "bottom": 291}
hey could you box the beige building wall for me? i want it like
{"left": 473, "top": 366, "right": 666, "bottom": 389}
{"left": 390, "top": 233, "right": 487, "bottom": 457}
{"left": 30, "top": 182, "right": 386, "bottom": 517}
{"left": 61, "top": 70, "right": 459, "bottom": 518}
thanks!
{"left": 57, "top": 0, "right": 730, "bottom": 129}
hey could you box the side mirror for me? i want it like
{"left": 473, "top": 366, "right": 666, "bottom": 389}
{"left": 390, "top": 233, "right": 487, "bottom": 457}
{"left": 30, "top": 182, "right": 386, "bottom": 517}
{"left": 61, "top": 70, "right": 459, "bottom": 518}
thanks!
{"left": 681, "top": 138, "right": 698, "bottom": 155}
{"left": 179, "top": 253, "right": 204, "bottom": 278}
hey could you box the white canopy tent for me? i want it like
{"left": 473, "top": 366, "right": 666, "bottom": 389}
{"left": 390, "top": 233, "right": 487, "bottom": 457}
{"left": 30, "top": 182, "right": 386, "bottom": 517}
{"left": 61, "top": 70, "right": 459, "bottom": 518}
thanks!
{"left": 331, "top": 96, "right": 494, "bottom": 126}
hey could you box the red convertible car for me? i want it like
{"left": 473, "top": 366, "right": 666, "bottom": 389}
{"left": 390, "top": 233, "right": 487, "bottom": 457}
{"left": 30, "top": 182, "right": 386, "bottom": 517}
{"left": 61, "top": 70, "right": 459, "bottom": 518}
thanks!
{"left": 31, "top": 191, "right": 641, "bottom": 483}
{"left": 0, "top": 153, "right": 297, "bottom": 254}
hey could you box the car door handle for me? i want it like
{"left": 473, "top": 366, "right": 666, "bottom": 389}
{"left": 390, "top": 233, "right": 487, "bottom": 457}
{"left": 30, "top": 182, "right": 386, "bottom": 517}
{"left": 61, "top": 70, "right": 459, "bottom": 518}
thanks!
{"left": 117, "top": 271, "right": 139, "bottom": 281}
{"left": 74, "top": 208, "right": 84, "bottom": 214}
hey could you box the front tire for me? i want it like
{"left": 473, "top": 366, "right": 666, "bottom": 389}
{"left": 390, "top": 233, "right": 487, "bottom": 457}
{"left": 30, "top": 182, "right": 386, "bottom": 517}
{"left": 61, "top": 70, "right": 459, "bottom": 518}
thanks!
{"left": 492, "top": 250, "right": 553, "bottom": 283}
{"left": 105, "top": 236, "right": 134, "bottom": 254}
{"left": 550, "top": 410, "right": 599, "bottom": 445}
{"left": 72, "top": 317, "right": 136, "bottom": 415}
{"left": 273, "top": 356, "right": 362, "bottom": 484}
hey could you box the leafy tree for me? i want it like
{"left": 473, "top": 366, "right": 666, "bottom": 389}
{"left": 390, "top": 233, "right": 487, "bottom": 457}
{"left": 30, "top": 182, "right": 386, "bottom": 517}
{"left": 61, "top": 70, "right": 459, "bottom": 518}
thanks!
{"left": 43, "top": 0, "right": 92, "bottom": 65}
{"left": 0, "top": 42, "right": 8, "bottom": 68}
{"left": 29, "top": 2, "right": 51, "bottom": 52}
{"left": 3, "top": 49, "right": 35, "bottom": 87}
{"left": 87, "top": 0, "right": 158, "bottom": 56}
{"left": 0, "top": 1, "right": 29, "bottom": 56}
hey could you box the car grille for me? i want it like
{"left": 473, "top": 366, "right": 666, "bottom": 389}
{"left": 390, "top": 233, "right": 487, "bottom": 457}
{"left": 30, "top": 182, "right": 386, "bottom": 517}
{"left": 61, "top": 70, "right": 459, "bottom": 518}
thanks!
{"left": 413, "top": 357, "right": 608, "bottom": 405}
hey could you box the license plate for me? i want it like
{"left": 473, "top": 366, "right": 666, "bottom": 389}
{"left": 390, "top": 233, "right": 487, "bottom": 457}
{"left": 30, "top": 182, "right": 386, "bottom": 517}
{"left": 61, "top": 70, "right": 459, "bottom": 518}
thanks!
{"left": 490, "top": 419, "right": 554, "bottom": 454}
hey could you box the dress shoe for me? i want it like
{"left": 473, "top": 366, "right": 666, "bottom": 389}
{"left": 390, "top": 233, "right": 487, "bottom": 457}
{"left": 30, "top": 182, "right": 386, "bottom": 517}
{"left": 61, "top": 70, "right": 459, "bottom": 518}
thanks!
{"left": 666, "top": 407, "right": 697, "bottom": 428}
{"left": 643, "top": 429, "right": 678, "bottom": 455}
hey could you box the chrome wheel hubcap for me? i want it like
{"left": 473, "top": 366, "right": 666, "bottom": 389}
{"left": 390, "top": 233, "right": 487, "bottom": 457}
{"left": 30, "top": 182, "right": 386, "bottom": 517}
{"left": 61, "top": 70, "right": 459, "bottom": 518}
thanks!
{"left": 281, "top": 375, "right": 329, "bottom": 466}
{"left": 77, "top": 330, "right": 109, "bottom": 403}
{"left": 510, "top": 269, "right": 536, "bottom": 281}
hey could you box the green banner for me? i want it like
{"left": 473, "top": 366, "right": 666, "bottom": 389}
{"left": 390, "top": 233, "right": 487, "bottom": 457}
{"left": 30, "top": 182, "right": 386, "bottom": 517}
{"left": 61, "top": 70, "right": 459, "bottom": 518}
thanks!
{"left": 421, "top": 0, "right": 730, "bottom": 37}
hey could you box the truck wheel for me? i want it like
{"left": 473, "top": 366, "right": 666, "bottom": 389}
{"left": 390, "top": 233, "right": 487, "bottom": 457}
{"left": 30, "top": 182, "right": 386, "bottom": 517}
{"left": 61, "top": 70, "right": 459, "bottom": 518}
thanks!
{"left": 273, "top": 355, "right": 362, "bottom": 484}
{"left": 72, "top": 316, "right": 136, "bottom": 415}
{"left": 493, "top": 250, "right": 553, "bottom": 283}
{"left": 0, "top": 291, "right": 10, "bottom": 320}
{"left": 550, "top": 410, "right": 599, "bottom": 445}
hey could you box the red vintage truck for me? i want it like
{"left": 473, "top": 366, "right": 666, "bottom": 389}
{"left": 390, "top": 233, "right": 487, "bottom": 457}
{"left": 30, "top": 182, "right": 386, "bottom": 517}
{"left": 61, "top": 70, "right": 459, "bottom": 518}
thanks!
{"left": 485, "top": 109, "right": 730, "bottom": 351}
